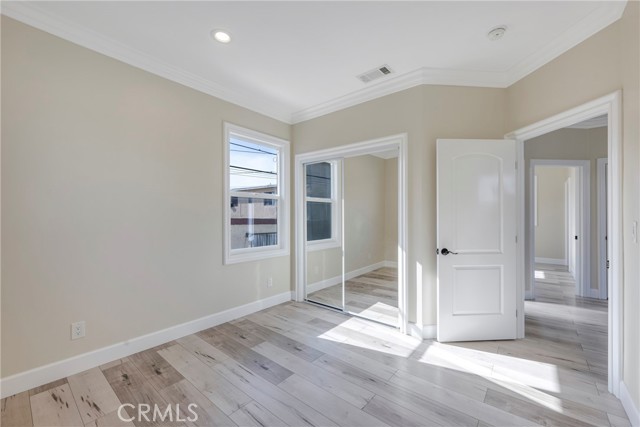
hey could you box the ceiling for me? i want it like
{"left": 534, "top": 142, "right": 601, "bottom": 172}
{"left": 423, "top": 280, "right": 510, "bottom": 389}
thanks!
{"left": 567, "top": 114, "right": 608, "bottom": 129}
{"left": 3, "top": 1, "right": 627, "bottom": 124}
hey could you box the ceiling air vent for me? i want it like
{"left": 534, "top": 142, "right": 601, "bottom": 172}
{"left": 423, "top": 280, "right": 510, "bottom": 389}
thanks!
{"left": 357, "top": 64, "right": 393, "bottom": 83}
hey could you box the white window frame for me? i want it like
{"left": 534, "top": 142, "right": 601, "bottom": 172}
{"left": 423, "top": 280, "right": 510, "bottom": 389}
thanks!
{"left": 305, "top": 160, "right": 342, "bottom": 252}
{"left": 223, "top": 123, "right": 290, "bottom": 265}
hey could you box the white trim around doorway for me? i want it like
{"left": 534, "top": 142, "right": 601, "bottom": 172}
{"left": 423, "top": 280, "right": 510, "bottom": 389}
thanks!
{"left": 506, "top": 90, "right": 622, "bottom": 397}
{"left": 597, "top": 157, "right": 608, "bottom": 301}
{"left": 294, "top": 134, "right": 409, "bottom": 335}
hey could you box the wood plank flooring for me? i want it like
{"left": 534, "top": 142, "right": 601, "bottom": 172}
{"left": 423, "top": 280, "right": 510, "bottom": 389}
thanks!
{"left": 2, "top": 265, "right": 630, "bottom": 426}
{"left": 307, "top": 267, "right": 399, "bottom": 326}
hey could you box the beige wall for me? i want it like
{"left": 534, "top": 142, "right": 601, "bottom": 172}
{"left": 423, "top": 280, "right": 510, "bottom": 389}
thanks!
{"left": 293, "top": 85, "right": 506, "bottom": 326}
{"left": 306, "top": 154, "right": 392, "bottom": 286}
{"left": 526, "top": 127, "right": 608, "bottom": 291}
{"left": 534, "top": 167, "right": 571, "bottom": 261}
{"left": 344, "top": 155, "right": 387, "bottom": 271}
{"left": 384, "top": 158, "right": 398, "bottom": 262}
{"left": 1, "top": 17, "right": 291, "bottom": 377}
{"left": 507, "top": 1, "right": 640, "bottom": 408}
{"left": 305, "top": 247, "right": 341, "bottom": 286}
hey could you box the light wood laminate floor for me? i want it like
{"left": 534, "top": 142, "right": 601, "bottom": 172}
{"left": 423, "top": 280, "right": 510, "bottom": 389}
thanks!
{"left": 307, "top": 267, "right": 399, "bottom": 327}
{"left": 2, "top": 265, "right": 629, "bottom": 426}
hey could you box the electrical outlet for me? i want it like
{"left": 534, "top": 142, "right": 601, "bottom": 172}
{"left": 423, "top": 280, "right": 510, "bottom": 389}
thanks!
{"left": 71, "top": 321, "right": 85, "bottom": 340}
{"left": 267, "top": 277, "right": 273, "bottom": 288}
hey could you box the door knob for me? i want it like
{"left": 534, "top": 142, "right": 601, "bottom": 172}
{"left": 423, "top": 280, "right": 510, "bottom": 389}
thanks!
{"left": 439, "top": 248, "right": 458, "bottom": 256}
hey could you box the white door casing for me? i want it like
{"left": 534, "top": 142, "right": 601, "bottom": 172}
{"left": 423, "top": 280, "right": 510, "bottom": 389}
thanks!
{"left": 506, "top": 91, "right": 621, "bottom": 396}
{"left": 437, "top": 139, "right": 517, "bottom": 342}
{"left": 568, "top": 172, "right": 577, "bottom": 277}
{"left": 597, "top": 158, "right": 608, "bottom": 300}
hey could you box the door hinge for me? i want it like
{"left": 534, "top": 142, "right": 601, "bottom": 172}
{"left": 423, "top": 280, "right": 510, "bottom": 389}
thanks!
{"left": 515, "top": 161, "right": 518, "bottom": 170}
{"left": 607, "top": 259, "right": 610, "bottom": 269}
{"left": 516, "top": 309, "right": 518, "bottom": 317}
{"left": 515, "top": 235, "right": 518, "bottom": 243}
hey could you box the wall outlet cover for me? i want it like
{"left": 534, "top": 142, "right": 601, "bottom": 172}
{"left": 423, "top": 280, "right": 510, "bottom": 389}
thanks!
{"left": 71, "top": 321, "right": 86, "bottom": 340}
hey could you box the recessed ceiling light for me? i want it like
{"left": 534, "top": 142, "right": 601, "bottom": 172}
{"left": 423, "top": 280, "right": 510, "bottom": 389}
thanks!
{"left": 211, "top": 30, "right": 231, "bottom": 44}
{"left": 487, "top": 26, "right": 507, "bottom": 41}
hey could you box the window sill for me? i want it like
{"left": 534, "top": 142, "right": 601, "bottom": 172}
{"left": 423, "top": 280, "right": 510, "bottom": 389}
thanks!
{"left": 224, "top": 247, "right": 289, "bottom": 265}
{"left": 306, "top": 239, "right": 341, "bottom": 252}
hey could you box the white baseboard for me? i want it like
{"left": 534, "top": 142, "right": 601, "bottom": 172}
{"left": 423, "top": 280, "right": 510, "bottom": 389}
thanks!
{"left": 408, "top": 322, "right": 436, "bottom": 339}
{"left": 535, "top": 257, "right": 567, "bottom": 266}
{"left": 306, "top": 260, "right": 393, "bottom": 293}
{"left": 408, "top": 323, "right": 423, "bottom": 339}
{"left": 422, "top": 324, "right": 437, "bottom": 339}
{"left": 0, "top": 291, "right": 293, "bottom": 399}
{"left": 620, "top": 381, "right": 640, "bottom": 427}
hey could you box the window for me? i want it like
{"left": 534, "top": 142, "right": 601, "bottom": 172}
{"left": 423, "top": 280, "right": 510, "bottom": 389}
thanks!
{"left": 305, "top": 160, "right": 341, "bottom": 250}
{"left": 224, "top": 123, "right": 289, "bottom": 264}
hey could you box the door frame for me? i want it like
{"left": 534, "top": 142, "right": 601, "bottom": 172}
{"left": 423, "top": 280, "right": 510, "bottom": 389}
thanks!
{"left": 565, "top": 177, "right": 573, "bottom": 276}
{"left": 294, "top": 133, "right": 409, "bottom": 334}
{"left": 529, "top": 160, "right": 590, "bottom": 298}
{"left": 597, "top": 158, "right": 608, "bottom": 300}
{"left": 506, "top": 90, "right": 622, "bottom": 396}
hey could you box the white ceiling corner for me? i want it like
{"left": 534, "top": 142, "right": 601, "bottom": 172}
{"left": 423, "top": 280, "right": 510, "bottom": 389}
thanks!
{"left": 1, "top": 1, "right": 294, "bottom": 123}
{"left": 1, "top": 1, "right": 628, "bottom": 125}
{"left": 503, "top": 1, "right": 627, "bottom": 86}
{"left": 567, "top": 114, "right": 608, "bottom": 129}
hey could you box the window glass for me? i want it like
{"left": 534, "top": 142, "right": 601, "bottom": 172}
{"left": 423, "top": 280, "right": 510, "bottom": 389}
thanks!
{"left": 224, "top": 123, "right": 288, "bottom": 264}
{"left": 229, "top": 137, "right": 278, "bottom": 192}
{"left": 306, "top": 162, "right": 331, "bottom": 198}
{"left": 230, "top": 197, "right": 278, "bottom": 249}
{"left": 307, "top": 201, "right": 332, "bottom": 241}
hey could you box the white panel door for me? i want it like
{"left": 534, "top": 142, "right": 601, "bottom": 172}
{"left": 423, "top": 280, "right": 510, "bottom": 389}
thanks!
{"left": 437, "top": 139, "right": 517, "bottom": 342}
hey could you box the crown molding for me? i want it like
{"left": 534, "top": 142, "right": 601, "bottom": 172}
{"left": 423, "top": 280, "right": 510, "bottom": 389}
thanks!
{"left": 504, "top": 1, "right": 627, "bottom": 85}
{"left": 291, "top": 1, "right": 627, "bottom": 124}
{"left": 2, "top": 1, "right": 627, "bottom": 125}
{"left": 1, "top": 2, "right": 294, "bottom": 124}
{"left": 291, "top": 67, "right": 508, "bottom": 124}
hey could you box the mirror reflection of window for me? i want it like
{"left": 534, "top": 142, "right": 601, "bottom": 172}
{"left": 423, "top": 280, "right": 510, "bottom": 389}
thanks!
{"left": 305, "top": 161, "right": 334, "bottom": 242}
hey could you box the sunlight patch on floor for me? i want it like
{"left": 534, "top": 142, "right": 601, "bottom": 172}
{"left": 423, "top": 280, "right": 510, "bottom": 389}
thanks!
{"left": 415, "top": 342, "right": 493, "bottom": 376}
{"left": 317, "top": 315, "right": 422, "bottom": 357}
{"left": 489, "top": 369, "right": 565, "bottom": 413}
{"left": 413, "top": 341, "right": 563, "bottom": 394}
{"left": 535, "top": 270, "right": 546, "bottom": 279}
{"left": 417, "top": 342, "right": 567, "bottom": 414}
{"left": 311, "top": 313, "right": 597, "bottom": 417}
{"left": 349, "top": 301, "right": 398, "bottom": 324}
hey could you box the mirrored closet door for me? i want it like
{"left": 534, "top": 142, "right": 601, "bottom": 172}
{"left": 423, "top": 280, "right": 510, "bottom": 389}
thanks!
{"left": 302, "top": 149, "right": 400, "bottom": 328}
{"left": 343, "top": 154, "right": 399, "bottom": 327}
